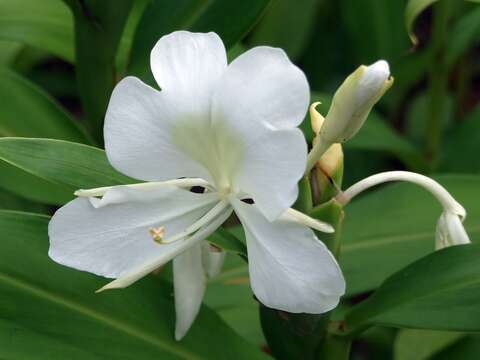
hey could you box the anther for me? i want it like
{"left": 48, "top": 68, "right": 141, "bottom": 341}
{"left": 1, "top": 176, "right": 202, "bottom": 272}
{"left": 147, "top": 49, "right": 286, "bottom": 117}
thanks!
{"left": 149, "top": 226, "right": 165, "bottom": 243}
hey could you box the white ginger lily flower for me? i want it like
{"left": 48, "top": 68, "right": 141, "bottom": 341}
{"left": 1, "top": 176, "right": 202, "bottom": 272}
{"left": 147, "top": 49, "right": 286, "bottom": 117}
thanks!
{"left": 337, "top": 171, "right": 470, "bottom": 250}
{"left": 48, "top": 31, "right": 345, "bottom": 340}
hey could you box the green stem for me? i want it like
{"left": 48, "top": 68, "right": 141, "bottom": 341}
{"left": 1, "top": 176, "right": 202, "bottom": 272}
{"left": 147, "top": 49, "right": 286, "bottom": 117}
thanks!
{"left": 316, "top": 334, "right": 352, "bottom": 360}
{"left": 425, "top": 0, "right": 452, "bottom": 167}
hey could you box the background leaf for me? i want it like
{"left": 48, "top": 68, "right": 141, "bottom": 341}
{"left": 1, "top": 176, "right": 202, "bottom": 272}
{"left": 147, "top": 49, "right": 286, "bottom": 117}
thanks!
{"left": 345, "top": 244, "right": 480, "bottom": 332}
{"left": 405, "top": 0, "right": 438, "bottom": 44}
{"left": 0, "top": 138, "right": 132, "bottom": 204}
{"left": 0, "top": 0, "right": 74, "bottom": 62}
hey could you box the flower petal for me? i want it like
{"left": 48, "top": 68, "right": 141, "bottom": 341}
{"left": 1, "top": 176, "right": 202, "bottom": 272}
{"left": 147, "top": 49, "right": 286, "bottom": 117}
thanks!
{"left": 48, "top": 185, "right": 219, "bottom": 278}
{"left": 233, "top": 128, "right": 307, "bottom": 220}
{"left": 173, "top": 242, "right": 206, "bottom": 340}
{"left": 201, "top": 242, "right": 226, "bottom": 278}
{"left": 212, "top": 46, "right": 310, "bottom": 131}
{"left": 210, "top": 46, "right": 309, "bottom": 218}
{"left": 104, "top": 76, "right": 213, "bottom": 182}
{"left": 151, "top": 31, "right": 227, "bottom": 114}
{"left": 232, "top": 199, "right": 345, "bottom": 313}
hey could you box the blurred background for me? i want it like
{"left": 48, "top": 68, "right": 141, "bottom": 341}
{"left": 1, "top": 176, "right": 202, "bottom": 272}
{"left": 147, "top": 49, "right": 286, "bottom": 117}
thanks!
{"left": 1, "top": 0, "right": 480, "bottom": 359}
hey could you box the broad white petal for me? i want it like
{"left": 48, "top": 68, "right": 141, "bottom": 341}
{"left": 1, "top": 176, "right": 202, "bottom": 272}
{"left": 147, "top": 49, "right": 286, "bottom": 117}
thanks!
{"left": 201, "top": 242, "right": 226, "bottom": 278}
{"left": 151, "top": 31, "right": 227, "bottom": 116}
{"left": 48, "top": 185, "right": 219, "bottom": 278}
{"left": 104, "top": 77, "right": 213, "bottom": 182}
{"left": 435, "top": 211, "right": 471, "bottom": 250}
{"left": 173, "top": 243, "right": 206, "bottom": 340}
{"left": 232, "top": 199, "right": 345, "bottom": 313}
{"left": 212, "top": 46, "right": 310, "bottom": 131}
{"left": 232, "top": 128, "right": 307, "bottom": 220}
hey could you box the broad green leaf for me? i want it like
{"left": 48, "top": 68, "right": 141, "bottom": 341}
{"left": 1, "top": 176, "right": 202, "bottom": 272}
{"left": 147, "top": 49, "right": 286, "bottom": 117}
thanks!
{"left": 341, "top": 0, "right": 410, "bottom": 63}
{"left": 128, "top": 0, "right": 271, "bottom": 82}
{"left": 345, "top": 244, "right": 480, "bottom": 331}
{"left": 0, "top": 138, "right": 133, "bottom": 204}
{"left": 0, "top": 0, "right": 74, "bottom": 62}
{"left": 204, "top": 254, "right": 264, "bottom": 346}
{"left": 0, "top": 188, "right": 47, "bottom": 213}
{"left": 209, "top": 227, "right": 247, "bottom": 257}
{"left": 0, "top": 40, "right": 22, "bottom": 65}
{"left": 0, "top": 69, "right": 91, "bottom": 203}
{"left": 248, "top": 0, "right": 320, "bottom": 60}
{"left": 446, "top": 6, "right": 480, "bottom": 67}
{"left": 441, "top": 103, "right": 480, "bottom": 172}
{"left": 0, "top": 210, "right": 268, "bottom": 359}
{"left": 394, "top": 329, "right": 463, "bottom": 360}
{"left": 66, "top": 0, "right": 134, "bottom": 143}
{"left": 0, "top": 67, "right": 89, "bottom": 142}
{"left": 340, "top": 175, "right": 480, "bottom": 295}
{"left": 432, "top": 336, "right": 480, "bottom": 360}
{"left": 405, "top": 0, "right": 438, "bottom": 44}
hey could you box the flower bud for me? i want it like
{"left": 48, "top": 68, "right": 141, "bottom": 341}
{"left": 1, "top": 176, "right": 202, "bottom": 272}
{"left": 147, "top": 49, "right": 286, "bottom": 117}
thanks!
{"left": 435, "top": 211, "right": 470, "bottom": 250}
{"left": 319, "top": 60, "right": 393, "bottom": 144}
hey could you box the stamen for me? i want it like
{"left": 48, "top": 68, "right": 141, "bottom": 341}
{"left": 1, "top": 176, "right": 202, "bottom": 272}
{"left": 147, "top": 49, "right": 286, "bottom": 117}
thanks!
{"left": 149, "top": 226, "right": 165, "bottom": 243}
{"left": 281, "top": 208, "right": 335, "bottom": 233}
{"left": 75, "top": 178, "right": 212, "bottom": 197}
{"left": 159, "top": 200, "right": 230, "bottom": 244}
{"left": 95, "top": 208, "right": 233, "bottom": 293}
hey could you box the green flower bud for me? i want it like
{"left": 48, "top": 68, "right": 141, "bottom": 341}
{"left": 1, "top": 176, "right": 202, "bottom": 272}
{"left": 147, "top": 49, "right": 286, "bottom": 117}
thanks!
{"left": 320, "top": 60, "right": 393, "bottom": 144}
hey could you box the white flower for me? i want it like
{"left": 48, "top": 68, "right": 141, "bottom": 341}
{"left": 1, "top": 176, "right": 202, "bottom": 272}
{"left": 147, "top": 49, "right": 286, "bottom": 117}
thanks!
{"left": 337, "top": 171, "right": 470, "bottom": 251}
{"left": 48, "top": 31, "right": 345, "bottom": 340}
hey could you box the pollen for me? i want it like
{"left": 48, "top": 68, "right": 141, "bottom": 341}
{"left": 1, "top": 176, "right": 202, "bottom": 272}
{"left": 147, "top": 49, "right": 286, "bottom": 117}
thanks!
{"left": 149, "top": 226, "right": 165, "bottom": 243}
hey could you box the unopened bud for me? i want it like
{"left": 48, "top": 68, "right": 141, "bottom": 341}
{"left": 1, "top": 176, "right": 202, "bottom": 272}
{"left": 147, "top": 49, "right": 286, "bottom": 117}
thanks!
{"left": 320, "top": 60, "right": 393, "bottom": 144}
{"left": 435, "top": 212, "right": 470, "bottom": 250}
{"left": 306, "top": 61, "right": 393, "bottom": 173}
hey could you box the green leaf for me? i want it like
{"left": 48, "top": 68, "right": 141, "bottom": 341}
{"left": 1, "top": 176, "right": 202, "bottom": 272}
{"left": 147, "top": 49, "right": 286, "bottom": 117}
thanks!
{"left": 345, "top": 244, "right": 480, "bottom": 332}
{"left": 341, "top": 0, "right": 410, "bottom": 62}
{"left": 405, "top": 0, "right": 438, "bottom": 44}
{"left": 446, "top": 6, "right": 480, "bottom": 67}
{"left": 394, "top": 329, "right": 464, "bottom": 360}
{"left": 0, "top": 210, "right": 268, "bottom": 359}
{"left": 0, "top": 67, "right": 90, "bottom": 143}
{"left": 0, "top": 0, "right": 74, "bottom": 62}
{"left": 247, "top": 0, "right": 320, "bottom": 60}
{"left": 0, "top": 187, "right": 47, "bottom": 213}
{"left": 208, "top": 227, "right": 247, "bottom": 257}
{"left": 432, "top": 336, "right": 480, "bottom": 360}
{"left": 0, "top": 138, "right": 133, "bottom": 204}
{"left": 204, "top": 254, "right": 264, "bottom": 346}
{"left": 128, "top": 0, "right": 271, "bottom": 82}
{"left": 441, "top": 103, "right": 480, "bottom": 172}
{"left": 340, "top": 175, "right": 480, "bottom": 295}
{"left": 66, "top": 0, "right": 134, "bottom": 143}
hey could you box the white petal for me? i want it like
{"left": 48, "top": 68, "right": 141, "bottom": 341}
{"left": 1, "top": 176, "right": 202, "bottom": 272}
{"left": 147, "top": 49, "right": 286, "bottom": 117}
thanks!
{"left": 210, "top": 46, "right": 309, "bottom": 218}
{"left": 48, "top": 185, "right": 219, "bottom": 278}
{"left": 201, "top": 242, "right": 226, "bottom": 278}
{"left": 232, "top": 199, "right": 345, "bottom": 313}
{"left": 173, "top": 243, "right": 206, "bottom": 340}
{"left": 151, "top": 31, "right": 227, "bottom": 115}
{"left": 212, "top": 46, "right": 310, "bottom": 131}
{"left": 104, "top": 77, "right": 213, "bottom": 182}
{"left": 232, "top": 128, "right": 307, "bottom": 220}
{"left": 435, "top": 211, "right": 471, "bottom": 250}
